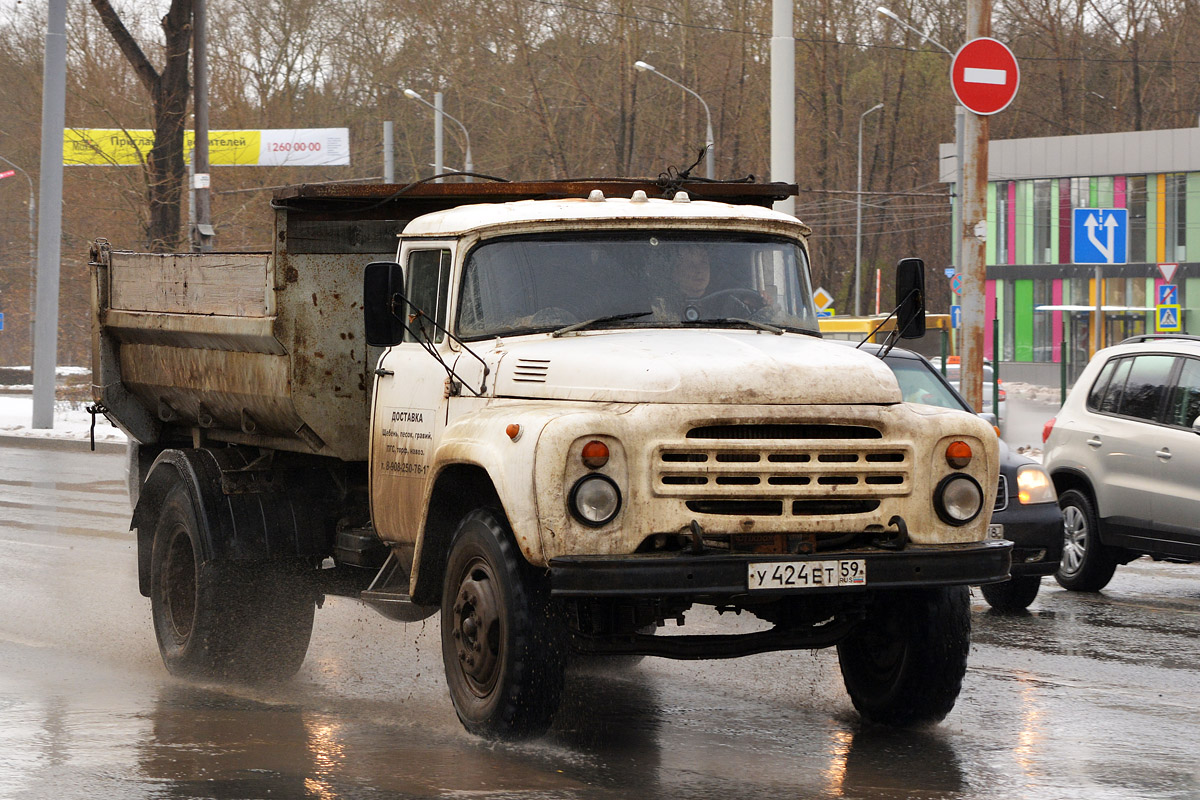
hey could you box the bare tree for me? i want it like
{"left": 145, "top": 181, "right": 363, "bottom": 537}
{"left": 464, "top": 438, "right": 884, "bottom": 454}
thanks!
{"left": 90, "top": 0, "right": 192, "bottom": 251}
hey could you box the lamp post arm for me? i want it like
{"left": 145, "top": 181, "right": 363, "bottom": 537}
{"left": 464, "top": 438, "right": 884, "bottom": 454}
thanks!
{"left": 639, "top": 67, "right": 714, "bottom": 178}
{"left": 876, "top": 6, "right": 952, "bottom": 56}
{"left": 404, "top": 90, "right": 473, "bottom": 179}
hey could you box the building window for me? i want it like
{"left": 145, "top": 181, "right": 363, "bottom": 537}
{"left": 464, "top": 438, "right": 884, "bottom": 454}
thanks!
{"left": 1033, "top": 279, "right": 1053, "bottom": 361}
{"left": 994, "top": 182, "right": 1009, "bottom": 265}
{"left": 1127, "top": 175, "right": 1147, "bottom": 263}
{"left": 1033, "top": 179, "right": 1052, "bottom": 264}
{"left": 1166, "top": 173, "right": 1187, "bottom": 261}
{"left": 1002, "top": 279, "right": 1016, "bottom": 360}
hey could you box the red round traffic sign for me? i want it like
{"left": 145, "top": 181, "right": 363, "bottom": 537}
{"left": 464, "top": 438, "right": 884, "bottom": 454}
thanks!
{"left": 951, "top": 37, "right": 1020, "bottom": 115}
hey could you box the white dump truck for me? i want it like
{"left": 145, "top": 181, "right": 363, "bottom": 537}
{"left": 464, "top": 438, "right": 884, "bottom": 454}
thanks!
{"left": 90, "top": 178, "right": 1007, "bottom": 738}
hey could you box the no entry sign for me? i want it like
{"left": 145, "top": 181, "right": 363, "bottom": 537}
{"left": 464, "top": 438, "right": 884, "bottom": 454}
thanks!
{"left": 951, "top": 38, "right": 1020, "bottom": 115}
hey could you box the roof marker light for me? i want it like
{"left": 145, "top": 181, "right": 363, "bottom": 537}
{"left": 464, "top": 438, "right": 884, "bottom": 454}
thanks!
{"left": 631, "top": 190, "right": 649, "bottom": 203}
{"left": 588, "top": 189, "right": 605, "bottom": 202}
{"left": 673, "top": 191, "right": 691, "bottom": 203}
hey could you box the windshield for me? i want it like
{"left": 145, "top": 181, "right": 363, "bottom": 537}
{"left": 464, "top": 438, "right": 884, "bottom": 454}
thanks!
{"left": 885, "top": 358, "right": 971, "bottom": 412}
{"left": 456, "top": 232, "right": 817, "bottom": 340}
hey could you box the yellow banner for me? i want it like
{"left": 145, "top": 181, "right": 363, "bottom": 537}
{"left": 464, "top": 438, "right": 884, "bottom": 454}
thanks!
{"left": 64, "top": 129, "right": 263, "bottom": 166}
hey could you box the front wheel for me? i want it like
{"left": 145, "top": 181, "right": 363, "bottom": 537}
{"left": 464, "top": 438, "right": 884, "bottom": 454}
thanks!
{"left": 441, "top": 508, "right": 565, "bottom": 739}
{"left": 980, "top": 575, "right": 1042, "bottom": 613}
{"left": 837, "top": 587, "right": 970, "bottom": 726}
{"left": 150, "top": 483, "right": 315, "bottom": 683}
{"left": 1055, "top": 488, "right": 1117, "bottom": 592}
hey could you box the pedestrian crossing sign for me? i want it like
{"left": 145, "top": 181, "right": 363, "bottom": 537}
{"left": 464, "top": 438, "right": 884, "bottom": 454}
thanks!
{"left": 1156, "top": 304, "right": 1182, "bottom": 332}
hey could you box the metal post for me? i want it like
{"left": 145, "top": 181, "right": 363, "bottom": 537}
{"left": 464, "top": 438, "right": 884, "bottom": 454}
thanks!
{"left": 193, "top": 0, "right": 213, "bottom": 252}
{"left": 434, "top": 91, "right": 444, "bottom": 178}
{"left": 771, "top": 0, "right": 795, "bottom": 216}
{"left": 959, "top": 0, "right": 991, "bottom": 413}
{"left": 1060, "top": 336, "right": 1068, "bottom": 404}
{"left": 1094, "top": 265, "right": 1103, "bottom": 354}
{"left": 383, "top": 121, "right": 394, "bottom": 183}
{"left": 32, "top": 0, "right": 67, "bottom": 429}
{"left": 855, "top": 103, "right": 883, "bottom": 316}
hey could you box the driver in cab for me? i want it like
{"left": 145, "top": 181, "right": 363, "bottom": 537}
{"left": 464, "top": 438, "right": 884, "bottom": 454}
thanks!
{"left": 652, "top": 245, "right": 764, "bottom": 321}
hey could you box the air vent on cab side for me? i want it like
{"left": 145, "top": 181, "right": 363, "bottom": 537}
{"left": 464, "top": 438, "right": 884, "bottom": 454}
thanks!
{"left": 513, "top": 358, "right": 550, "bottom": 383}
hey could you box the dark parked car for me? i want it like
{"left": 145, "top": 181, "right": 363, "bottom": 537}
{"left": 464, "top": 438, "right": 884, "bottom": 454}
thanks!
{"left": 839, "top": 342, "right": 1064, "bottom": 611}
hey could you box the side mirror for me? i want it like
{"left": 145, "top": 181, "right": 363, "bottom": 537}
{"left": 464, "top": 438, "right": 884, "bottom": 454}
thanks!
{"left": 895, "top": 257, "right": 926, "bottom": 339}
{"left": 364, "top": 261, "right": 406, "bottom": 347}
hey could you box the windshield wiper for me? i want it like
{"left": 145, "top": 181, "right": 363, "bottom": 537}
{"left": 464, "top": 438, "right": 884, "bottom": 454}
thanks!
{"left": 552, "top": 311, "right": 652, "bottom": 338}
{"left": 685, "top": 317, "right": 785, "bottom": 335}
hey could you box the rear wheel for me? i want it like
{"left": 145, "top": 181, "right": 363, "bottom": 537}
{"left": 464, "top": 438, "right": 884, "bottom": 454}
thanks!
{"left": 837, "top": 587, "right": 970, "bottom": 726}
{"left": 980, "top": 575, "right": 1042, "bottom": 612}
{"left": 441, "top": 508, "right": 565, "bottom": 739}
{"left": 150, "top": 483, "right": 315, "bottom": 683}
{"left": 1055, "top": 488, "right": 1117, "bottom": 592}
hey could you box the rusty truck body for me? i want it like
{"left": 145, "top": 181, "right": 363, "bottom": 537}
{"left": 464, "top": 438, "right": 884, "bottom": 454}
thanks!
{"left": 91, "top": 178, "right": 1008, "bottom": 739}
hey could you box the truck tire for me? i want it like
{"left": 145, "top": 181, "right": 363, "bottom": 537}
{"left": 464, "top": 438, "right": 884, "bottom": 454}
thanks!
{"left": 441, "top": 508, "right": 565, "bottom": 739}
{"left": 980, "top": 575, "right": 1042, "bottom": 613}
{"left": 836, "top": 586, "right": 970, "bottom": 726}
{"left": 1055, "top": 488, "right": 1117, "bottom": 592}
{"left": 150, "top": 483, "right": 315, "bottom": 683}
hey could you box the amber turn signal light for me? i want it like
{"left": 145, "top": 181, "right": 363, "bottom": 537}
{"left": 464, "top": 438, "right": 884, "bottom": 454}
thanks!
{"left": 945, "top": 440, "right": 973, "bottom": 469}
{"left": 581, "top": 440, "right": 610, "bottom": 469}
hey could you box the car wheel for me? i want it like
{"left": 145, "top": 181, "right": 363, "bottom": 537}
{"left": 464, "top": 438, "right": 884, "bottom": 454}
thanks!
{"left": 836, "top": 587, "right": 970, "bottom": 726}
{"left": 1054, "top": 488, "right": 1117, "bottom": 592}
{"left": 150, "top": 483, "right": 315, "bottom": 683}
{"left": 979, "top": 575, "right": 1041, "bottom": 612}
{"left": 441, "top": 507, "right": 566, "bottom": 739}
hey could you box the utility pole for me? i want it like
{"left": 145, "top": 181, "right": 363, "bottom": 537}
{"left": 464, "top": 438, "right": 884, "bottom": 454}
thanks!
{"left": 32, "top": 0, "right": 67, "bottom": 429}
{"left": 959, "top": 0, "right": 991, "bottom": 412}
{"left": 770, "top": 0, "right": 795, "bottom": 216}
{"left": 193, "top": 0, "right": 213, "bottom": 252}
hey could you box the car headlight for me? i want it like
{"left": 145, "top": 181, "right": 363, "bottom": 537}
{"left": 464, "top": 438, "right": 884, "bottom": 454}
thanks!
{"left": 1016, "top": 465, "right": 1056, "bottom": 504}
{"left": 934, "top": 474, "right": 984, "bottom": 525}
{"left": 569, "top": 474, "right": 622, "bottom": 527}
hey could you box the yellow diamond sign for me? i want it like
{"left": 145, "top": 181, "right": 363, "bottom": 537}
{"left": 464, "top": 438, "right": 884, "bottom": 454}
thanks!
{"left": 813, "top": 286, "right": 834, "bottom": 311}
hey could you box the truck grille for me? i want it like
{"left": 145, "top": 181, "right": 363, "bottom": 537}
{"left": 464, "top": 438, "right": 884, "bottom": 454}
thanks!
{"left": 656, "top": 423, "right": 911, "bottom": 517}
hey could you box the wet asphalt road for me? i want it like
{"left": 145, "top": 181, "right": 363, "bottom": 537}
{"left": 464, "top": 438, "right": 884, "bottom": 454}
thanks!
{"left": 2, "top": 439, "right": 1199, "bottom": 800}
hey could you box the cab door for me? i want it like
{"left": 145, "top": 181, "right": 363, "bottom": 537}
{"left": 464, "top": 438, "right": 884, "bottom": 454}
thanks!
{"left": 370, "top": 246, "right": 455, "bottom": 554}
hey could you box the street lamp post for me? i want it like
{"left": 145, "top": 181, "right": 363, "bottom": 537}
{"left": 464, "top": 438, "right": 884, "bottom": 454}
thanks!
{"left": 634, "top": 60, "right": 714, "bottom": 180}
{"left": 404, "top": 89, "right": 473, "bottom": 182}
{"left": 877, "top": 7, "right": 963, "bottom": 277}
{"left": 855, "top": 103, "right": 884, "bottom": 317}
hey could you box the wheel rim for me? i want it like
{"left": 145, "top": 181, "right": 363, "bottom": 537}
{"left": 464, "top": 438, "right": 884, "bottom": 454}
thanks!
{"left": 451, "top": 556, "right": 503, "bottom": 697}
{"left": 162, "top": 525, "right": 197, "bottom": 639}
{"left": 1061, "top": 504, "right": 1088, "bottom": 577}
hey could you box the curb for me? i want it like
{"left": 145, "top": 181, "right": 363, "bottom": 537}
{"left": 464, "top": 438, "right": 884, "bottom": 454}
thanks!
{"left": 0, "top": 434, "right": 128, "bottom": 455}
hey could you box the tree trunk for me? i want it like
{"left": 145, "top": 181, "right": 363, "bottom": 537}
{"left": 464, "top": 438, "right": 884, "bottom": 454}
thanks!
{"left": 91, "top": 0, "right": 193, "bottom": 252}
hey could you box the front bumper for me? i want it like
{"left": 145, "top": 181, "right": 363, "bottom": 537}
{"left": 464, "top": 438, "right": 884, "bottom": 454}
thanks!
{"left": 550, "top": 540, "right": 1012, "bottom": 598}
{"left": 993, "top": 501, "right": 1063, "bottom": 577}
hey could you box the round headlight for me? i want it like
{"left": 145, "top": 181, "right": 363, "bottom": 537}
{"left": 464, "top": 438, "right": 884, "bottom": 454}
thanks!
{"left": 934, "top": 474, "right": 984, "bottom": 525}
{"left": 569, "top": 474, "right": 622, "bottom": 527}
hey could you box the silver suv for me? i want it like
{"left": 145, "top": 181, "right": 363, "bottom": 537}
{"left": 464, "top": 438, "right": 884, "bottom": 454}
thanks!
{"left": 1042, "top": 334, "right": 1200, "bottom": 591}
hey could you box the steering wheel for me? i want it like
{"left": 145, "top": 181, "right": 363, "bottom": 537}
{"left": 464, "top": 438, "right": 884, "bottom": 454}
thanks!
{"left": 695, "top": 288, "right": 766, "bottom": 315}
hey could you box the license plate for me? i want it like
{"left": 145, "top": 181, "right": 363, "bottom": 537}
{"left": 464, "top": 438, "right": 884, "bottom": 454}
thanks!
{"left": 747, "top": 559, "right": 866, "bottom": 590}
{"left": 987, "top": 523, "right": 1005, "bottom": 540}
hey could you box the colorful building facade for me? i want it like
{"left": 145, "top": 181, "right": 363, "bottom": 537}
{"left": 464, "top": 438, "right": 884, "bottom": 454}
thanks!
{"left": 940, "top": 127, "right": 1200, "bottom": 383}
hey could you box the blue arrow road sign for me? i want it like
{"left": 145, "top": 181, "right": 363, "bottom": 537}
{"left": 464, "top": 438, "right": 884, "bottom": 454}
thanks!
{"left": 951, "top": 305, "right": 962, "bottom": 329}
{"left": 1073, "top": 208, "right": 1127, "bottom": 265}
{"left": 1158, "top": 284, "right": 1178, "bottom": 306}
